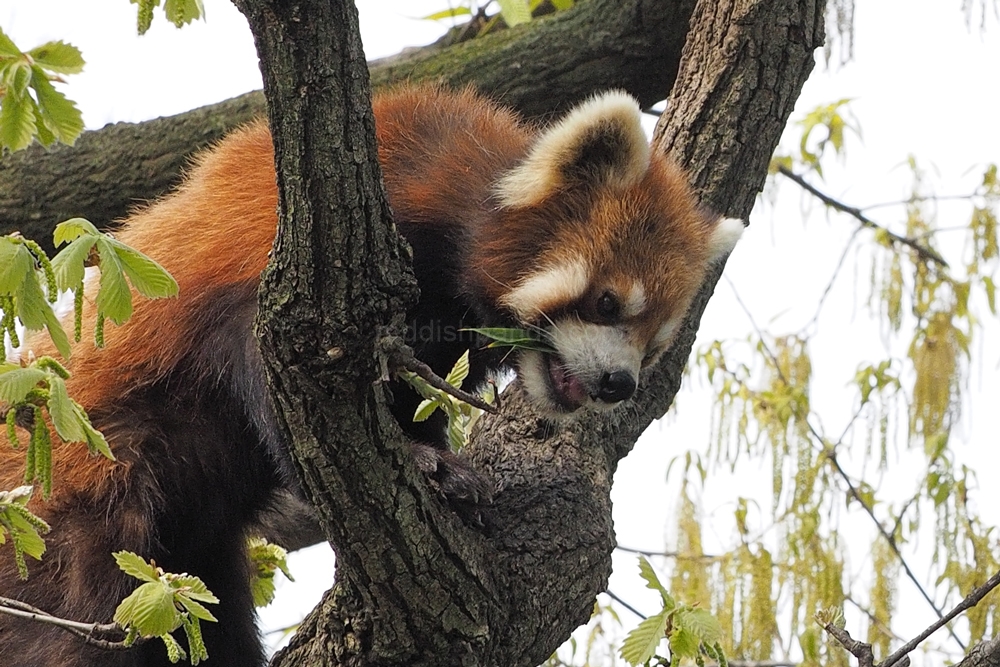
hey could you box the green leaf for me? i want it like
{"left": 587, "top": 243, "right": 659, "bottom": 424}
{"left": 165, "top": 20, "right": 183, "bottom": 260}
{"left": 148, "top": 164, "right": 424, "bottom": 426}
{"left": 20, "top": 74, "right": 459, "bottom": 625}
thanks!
{"left": 0, "top": 27, "right": 22, "bottom": 58}
{"left": 77, "top": 402, "right": 114, "bottom": 460}
{"left": 29, "top": 66, "right": 84, "bottom": 145}
{"left": 638, "top": 555, "right": 675, "bottom": 608}
{"left": 676, "top": 608, "right": 722, "bottom": 645}
{"left": 0, "top": 367, "right": 47, "bottom": 403}
{"left": 27, "top": 41, "right": 85, "bottom": 74}
{"left": 164, "top": 0, "right": 205, "bottom": 27}
{"left": 0, "top": 83, "right": 37, "bottom": 152}
{"left": 669, "top": 626, "right": 702, "bottom": 659}
{"left": 16, "top": 275, "right": 71, "bottom": 359}
{"left": 413, "top": 398, "right": 439, "bottom": 422}
{"left": 0, "top": 238, "right": 34, "bottom": 295}
{"left": 496, "top": 0, "right": 531, "bottom": 25}
{"left": 114, "top": 581, "right": 181, "bottom": 637}
{"left": 444, "top": 350, "right": 470, "bottom": 389}
{"left": 620, "top": 609, "right": 669, "bottom": 665}
{"left": 95, "top": 237, "right": 134, "bottom": 325}
{"left": 51, "top": 235, "right": 97, "bottom": 292}
{"left": 176, "top": 595, "right": 218, "bottom": 623}
{"left": 109, "top": 241, "right": 179, "bottom": 299}
{"left": 423, "top": 6, "right": 472, "bottom": 20}
{"left": 46, "top": 374, "right": 86, "bottom": 442}
{"left": 169, "top": 575, "right": 218, "bottom": 604}
{"left": 114, "top": 550, "right": 161, "bottom": 583}
{"left": 462, "top": 327, "right": 554, "bottom": 352}
{"left": 53, "top": 217, "right": 100, "bottom": 246}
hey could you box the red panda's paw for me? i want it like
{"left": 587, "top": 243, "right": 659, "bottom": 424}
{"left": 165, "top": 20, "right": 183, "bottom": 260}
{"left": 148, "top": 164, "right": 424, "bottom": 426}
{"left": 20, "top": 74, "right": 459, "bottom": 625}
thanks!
{"left": 408, "top": 441, "right": 494, "bottom": 526}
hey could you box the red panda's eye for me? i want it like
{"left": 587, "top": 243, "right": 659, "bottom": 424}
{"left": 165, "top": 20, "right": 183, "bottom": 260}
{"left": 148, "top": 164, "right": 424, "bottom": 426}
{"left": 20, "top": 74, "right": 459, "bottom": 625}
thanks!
{"left": 595, "top": 291, "right": 621, "bottom": 322}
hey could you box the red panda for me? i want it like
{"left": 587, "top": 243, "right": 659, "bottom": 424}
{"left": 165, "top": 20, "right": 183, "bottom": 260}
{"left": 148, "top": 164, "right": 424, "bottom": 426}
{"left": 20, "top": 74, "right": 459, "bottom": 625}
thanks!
{"left": 0, "top": 86, "right": 742, "bottom": 666}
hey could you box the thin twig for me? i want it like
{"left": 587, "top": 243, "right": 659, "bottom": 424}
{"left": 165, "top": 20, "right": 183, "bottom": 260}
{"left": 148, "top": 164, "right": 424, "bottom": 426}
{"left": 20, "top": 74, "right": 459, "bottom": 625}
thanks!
{"left": 777, "top": 165, "right": 949, "bottom": 268}
{"left": 880, "top": 569, "right": 1000, "bottom": 667}
{"left": 0, "top": 596, "right": 128, "bottom": 650}
{"left": 381, "top": 336, "right": 498, "bottom": 414}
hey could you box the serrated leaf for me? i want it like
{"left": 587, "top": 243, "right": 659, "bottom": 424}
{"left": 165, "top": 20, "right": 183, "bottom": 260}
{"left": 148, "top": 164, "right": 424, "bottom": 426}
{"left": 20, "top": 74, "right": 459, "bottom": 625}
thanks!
{"left": 638, "top": 555, "right": 675, "bottom": 608}
{"left": 0, "top": 239, "right": 34, "bottom": 295}
{"left": 170, "top": 575, "right": 218, "bottom": 603}
{"left": 496, "top": 0, "right": 531, "bottom": 25}
{"left": 413, "top": 398, "right": 439, "bottom": 422}
{"left": 0, "top": 367, "right": 46, "bottom": 403}
{"left": 46, "top": 374, "right": 85, "bottom": 442}
{"left": 177, "top": 594, "right": 218, "bottom": 622}
{"left": 114, "top": 550, "right": 161, "bottom": 583}
{"left": 110, "top": 241, "right": 178, "bottom": 299}
{"left": 443, "top": 350, "right": 470, "bottom": 388}
{"left": 27, "top": 41, "right": 84, "bottom": 74}
{"left": 620, "top": 609, "right": 670, "bottom": 665}
{"left": 676, "top": 608, "right": 722, "bottom": 645}
{"left": 29, "top": 67, "right": 84, "bottom": 145}
{"left": 51, "top": 235, "right": 97, "bottom": 291}
{"left": 114, "top": 581, "right": 181, "bottom": 637}
{"left": 16, "top": 275, "right": 71, "bottom": 359}
{"left": 53, "top": 217, "right": 100, "bottom": 247}
{"left": 77, "top": 403, "right": 113, "bottom": 459}
{"left": 463, "top": 327, "right": 555, "bottom": 352}
{"left": 0, "top": 84, "right": 37, "bottom": 152}
{"left": 95, "top": 238, "right": 133, "bottom": 325}
{"left": 0, "top": 27, "right": 22, "bottom": 58}
{"left": 669, "top": 626, "right": 702, "bottom": 659}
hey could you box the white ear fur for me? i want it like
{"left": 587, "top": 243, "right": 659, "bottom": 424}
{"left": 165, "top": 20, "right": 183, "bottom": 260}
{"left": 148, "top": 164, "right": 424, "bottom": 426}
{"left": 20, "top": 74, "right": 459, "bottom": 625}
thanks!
{"left": 496, "top": 91, "right": 650, "bottom": 209}
{"left": 708, "top": 217, "right": 745, "bottom": 262}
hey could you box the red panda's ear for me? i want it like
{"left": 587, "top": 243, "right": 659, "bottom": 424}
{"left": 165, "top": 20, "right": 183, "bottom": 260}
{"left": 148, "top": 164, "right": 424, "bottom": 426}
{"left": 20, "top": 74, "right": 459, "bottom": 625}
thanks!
{"left": 496, "top": 91, "right": 650, "bottom": 208}
{"left": 708, "top": 216, "right": 746, "bottom": 263}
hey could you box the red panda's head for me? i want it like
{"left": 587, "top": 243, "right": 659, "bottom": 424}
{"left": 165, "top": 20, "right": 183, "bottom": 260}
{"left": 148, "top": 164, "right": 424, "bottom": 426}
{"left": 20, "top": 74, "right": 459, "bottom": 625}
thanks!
{"left": 474, "top": 92, "right": 744, "bottom": 416}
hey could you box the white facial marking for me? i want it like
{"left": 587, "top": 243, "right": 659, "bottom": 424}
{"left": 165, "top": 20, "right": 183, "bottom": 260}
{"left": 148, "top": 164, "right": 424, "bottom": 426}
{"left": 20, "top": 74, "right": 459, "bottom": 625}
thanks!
{"left": 653, "top": 319, "right": 680, "bottom": 348}
{"left": 501, "top": 260, "right": 589, "bottom": 322}
{"left": 496, "top": 91, "right": 650, "bottom": 209}
{"left": 623, "top": 281, "right": 646, "bottom": 318}
{"left": 708, "top": 217, "right": 745, "bottom": 262}
{"left": 519, "top": 318, "right": 645, "bottom": 415}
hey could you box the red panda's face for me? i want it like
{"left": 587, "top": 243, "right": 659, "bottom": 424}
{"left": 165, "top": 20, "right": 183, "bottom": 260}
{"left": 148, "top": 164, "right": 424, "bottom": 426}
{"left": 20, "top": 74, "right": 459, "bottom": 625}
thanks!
{"left": 482, "top": 92, "right": 744, "bottom": 416}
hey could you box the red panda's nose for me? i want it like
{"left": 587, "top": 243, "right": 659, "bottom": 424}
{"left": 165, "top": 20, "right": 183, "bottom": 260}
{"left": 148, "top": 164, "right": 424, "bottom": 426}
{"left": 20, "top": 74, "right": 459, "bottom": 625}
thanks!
{"left": 596, "top": 370, "right": 637, "bottom": 403}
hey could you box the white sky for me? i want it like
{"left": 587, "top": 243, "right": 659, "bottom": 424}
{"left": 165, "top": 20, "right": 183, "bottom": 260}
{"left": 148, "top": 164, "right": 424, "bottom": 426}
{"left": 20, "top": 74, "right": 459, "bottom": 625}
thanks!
{"left": 4, "top": 0, "right": 1000, "bottom": 662}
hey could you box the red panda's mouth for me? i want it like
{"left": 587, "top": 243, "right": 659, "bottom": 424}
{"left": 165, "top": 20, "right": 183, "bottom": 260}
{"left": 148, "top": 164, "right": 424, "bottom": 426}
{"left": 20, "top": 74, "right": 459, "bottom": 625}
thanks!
{"left": 543, "top": 352, "right": 589, "bottom": 411}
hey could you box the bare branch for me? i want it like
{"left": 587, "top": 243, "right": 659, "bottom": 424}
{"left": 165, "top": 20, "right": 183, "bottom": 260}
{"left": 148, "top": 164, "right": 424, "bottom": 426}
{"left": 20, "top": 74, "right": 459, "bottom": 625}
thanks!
{"left": 880, "top": 570, "right": 1000, "bottom": 667}
{"left": 0, "top": 596, "right": 128, "bottom": 651}
{"left": 777, "top": 165, "right": 949, "bottom": 268}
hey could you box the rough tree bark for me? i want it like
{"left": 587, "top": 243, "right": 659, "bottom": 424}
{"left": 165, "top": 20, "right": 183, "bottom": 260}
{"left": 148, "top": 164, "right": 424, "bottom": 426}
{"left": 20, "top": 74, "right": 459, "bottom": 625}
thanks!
{"left": 230, "top": 1, "right": 825, "bottom": 667}
{"left": 0, "top": 0, "right": 696, "bottom": 253}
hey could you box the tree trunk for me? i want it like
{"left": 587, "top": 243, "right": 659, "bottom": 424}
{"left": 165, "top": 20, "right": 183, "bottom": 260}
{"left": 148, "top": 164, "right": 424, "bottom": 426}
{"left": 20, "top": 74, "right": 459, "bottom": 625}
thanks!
{"left": 0, "top": 0, "right": 695, "bottom": 254}
{"left": 234, "top": 0, "right": 824, "bottom": 666}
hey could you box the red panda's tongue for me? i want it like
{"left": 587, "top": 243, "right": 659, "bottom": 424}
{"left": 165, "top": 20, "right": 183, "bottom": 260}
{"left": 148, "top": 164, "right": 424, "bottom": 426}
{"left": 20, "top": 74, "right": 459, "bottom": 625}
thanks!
{"left": 546, "top": 353, "right": 588, "bottom": 410}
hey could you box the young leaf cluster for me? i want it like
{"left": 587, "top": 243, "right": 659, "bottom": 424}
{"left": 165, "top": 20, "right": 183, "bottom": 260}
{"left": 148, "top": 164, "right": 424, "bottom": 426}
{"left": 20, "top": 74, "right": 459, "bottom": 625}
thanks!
{"left": 51, "top": 218, "right": 179, "bottom": 347}
{"left": 2, "top": 356, "right": 112, "bottom": 499}
{"left": 422, "top": 0, "right": 574, "bottom": 38}
{"left": 113, "top": 551, "right": 218, "bottom": 665}
{"left": 246, "top": 537, "right": 293, "bottom": 608}
{"left": 619, "top": 555, "right": 727, "bottom": 667}
{"left": 0, "top": 27, "right": 84, "bottom": 152}
{"left": 129, "top": 0, "right": 206, "bottom": 35}
{"left": 0, "top": 485, "right": 49, "bottom": 580}
{"left": 400, "top": 350, "right": 493, "bottom": 451}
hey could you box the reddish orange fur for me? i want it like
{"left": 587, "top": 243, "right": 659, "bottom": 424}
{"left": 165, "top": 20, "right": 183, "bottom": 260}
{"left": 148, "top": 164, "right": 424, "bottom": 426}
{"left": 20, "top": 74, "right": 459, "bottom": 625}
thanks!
{"left": 0, "top": 86, "right": 737, "bottom": 666}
